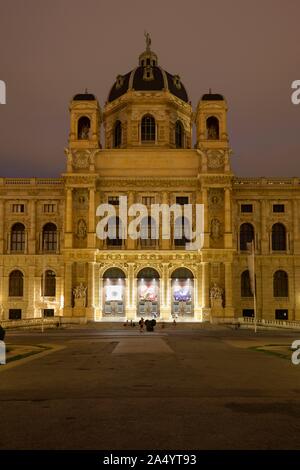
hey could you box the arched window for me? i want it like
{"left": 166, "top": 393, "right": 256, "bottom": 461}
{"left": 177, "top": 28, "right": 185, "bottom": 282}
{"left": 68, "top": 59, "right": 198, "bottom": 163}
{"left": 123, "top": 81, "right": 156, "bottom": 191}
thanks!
{"left": 137, "top": 267, "right": 160, "bottom": 279}
{"left": 272, "top": 223, "right": 286, "bottom": 251}
{"left": 241, "top": 270, "right": 253, "bottom": 297}
{"left": 273, "top": 270, "right": 288, "bottom": 297}
{"left": 140, "top": 216, "right": 157, "bottom": 247}
{"left": 240, "top": 223, "right": 254, "bottom": 251}
{"left": 78, "top": 116, "right": 90, "bottom": 140}
{"left": 113, "top": 120, "right": 122, "bottom": 148}
{"left": 174, "top": 216, "right": 190, "bottom": 247}
{"left": 206, "top": 116, "right": 219, "bottom": 140}
{"left": 106, "top": 216, "right": 122, "bottom": 246}
{"left": 175, "top": 121, "right": 184, "bottom": 148}
{"left": 42, "top": 223, "right": 57, "bottom": 252}
{"left": 9, "top": 270, "right": 23, "bottom": 297}
{"left": 42, "top": 270, "right": 56, "bottom": 297}
{"left": 141, "top": 115, "right": 156, "bottom": 142}
{"left": 11, "top": 223, "right": 25, "bottom": 252}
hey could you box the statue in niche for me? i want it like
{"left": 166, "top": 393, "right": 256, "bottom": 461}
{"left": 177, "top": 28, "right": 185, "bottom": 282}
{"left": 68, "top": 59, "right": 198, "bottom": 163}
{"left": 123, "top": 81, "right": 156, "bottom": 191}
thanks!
{"left": 210, "top": 283, "right": 223, "bottom": 309}
{"left": 207, "top": 125, "right": 217, "bottom": 140}
{"left": 76, "top": 219, "right": 87, "bottom": 239}
{"left": 210, "top": 283, "right": 223, "bottom": 300}
{"left": 210, "top": 218, "right": 222, "bottom": 240}
{"left": 73, "top": 283, "right": 87, "bottom": 308}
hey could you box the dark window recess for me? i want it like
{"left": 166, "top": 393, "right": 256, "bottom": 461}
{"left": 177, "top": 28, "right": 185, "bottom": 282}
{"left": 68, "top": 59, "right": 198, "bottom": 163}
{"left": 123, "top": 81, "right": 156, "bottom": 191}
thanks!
{"left": 176, "top": 196, "right": 189, "bottom": 205}
{"left": 42, "top": 223, "right": 57, "bottom": 252}
{"left": 275, "top": 309, "right": 288, "bottom": 320}
{"left": 239, "top": 223, "right": 254, "bottom": 251}
{"left": 241, "top": 204, "right": 253, "bottom": 213}
{"left": 272, "top": 223, "right": 286, "bottom": 251}
{"left": 242, "top": 309, "right": 255, "bottom": 318}
{"left": 9, "top": 309, "right": 22, "bottom": 320}
{"left": 108, "top": 196, "right": 120, "bottom": 206}
{"left": 273, "top": 270, "right": 288, "bottom": 297}
{"left": 43, "top": 309, "right": 54, "bottom": 318}
{"left": 273, "top": 204, "right": 285, "bottom": 213}
{"left": 11, "top": 223, "right": 25, "bottom": 252}
{"left": 9, "top": 270, "right": 23, "bottom": 296}
{"left": 241, "top": 270, "right": 253, "bottom": 297}
{"left": 141, "top": 115, "right": 156, "bottom": 142}
{"left": 113, "top": 121, "right": 122, "bottom": 148}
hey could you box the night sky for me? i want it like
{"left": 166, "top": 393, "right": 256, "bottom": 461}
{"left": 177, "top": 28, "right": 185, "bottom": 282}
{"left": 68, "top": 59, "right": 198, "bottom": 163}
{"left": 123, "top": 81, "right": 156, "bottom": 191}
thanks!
{"left": 0, "top": 0, "right": 299, "bottom": 177}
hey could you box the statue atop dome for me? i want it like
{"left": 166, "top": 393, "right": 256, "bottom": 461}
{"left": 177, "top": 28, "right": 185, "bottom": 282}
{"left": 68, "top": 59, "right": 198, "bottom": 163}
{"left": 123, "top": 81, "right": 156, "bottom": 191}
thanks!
{"left": 144, "top": 31, "right": 151, "bottom": 51}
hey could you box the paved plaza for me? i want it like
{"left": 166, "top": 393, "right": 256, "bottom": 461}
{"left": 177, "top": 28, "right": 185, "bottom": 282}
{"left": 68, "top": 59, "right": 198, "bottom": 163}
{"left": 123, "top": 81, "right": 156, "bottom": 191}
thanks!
{"left": 1, "top": 324, "right": 300, "bottom": 449}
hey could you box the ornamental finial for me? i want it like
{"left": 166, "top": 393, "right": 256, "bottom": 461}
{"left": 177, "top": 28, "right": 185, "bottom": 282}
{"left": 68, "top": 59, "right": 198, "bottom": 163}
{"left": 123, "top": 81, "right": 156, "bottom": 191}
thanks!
{"left": 144, "top": 31, "right": 151, "bottom": 51}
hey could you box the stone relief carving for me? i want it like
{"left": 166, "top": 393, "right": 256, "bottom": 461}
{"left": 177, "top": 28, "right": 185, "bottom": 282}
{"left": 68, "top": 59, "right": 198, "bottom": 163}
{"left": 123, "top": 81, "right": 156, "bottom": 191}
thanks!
{"left": 73, "top": 283, "right": 87, "bottom": 308}
{"left": 208, "top": 189, "right": 224, "bottom": 210}
{"left": 210, "top": 283, "right": 223, "bottom": 308}
{"left": 210, "top": 218, "right": 222, "bottom": 240}
{"left": 207, "top": 149, "right": 225, "bottom": 169}
{"left": 210, "top": 283, "right": 223, "bottom": 300}
{"left": 76, "top": 219, "right": 87, "bottom": 239}
{"left": 73, "top": 151, "right": 90, "bottom": 169}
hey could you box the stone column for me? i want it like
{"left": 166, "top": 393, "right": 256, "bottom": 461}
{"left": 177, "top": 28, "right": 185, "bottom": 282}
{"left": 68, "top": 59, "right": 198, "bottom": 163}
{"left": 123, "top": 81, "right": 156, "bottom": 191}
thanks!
{"left": 28, "top": 200, "right": 36, "bottom": 254}
{"left": 194, "top": 262, "right": 202, "bottom": 320}
{"left": 260, "top": 199, "right": 268, "bottom": 254}
{"left": 294, "top": 265, "right": 300, "bottom": 320}
{"left": 160, "top": 263, "right": 171, "bottom": 320}
{"left": 56, "top": 275, "right": 63, "bottom": 316}
{"left": 201, "top": 261, "right": 210, "bottom": 320}
{"left": 224, "top": 262, "right": 234, "bottom": 318}
{"left": 65, "top": 189, "right": 73, "bottom": 248}
{"left": 64, "top": 261, "right": 73, "bottom": 316}
{"left": 127, "top": 192, "right": 135, "bottom": 250}
{"left": 161, "top": 192, "right": 170, "bottom": 250}
{"left": 27, "top": 266, "right": 35, "bottom": 319}
{"left": 201, "top": 188, "right": 209, "bottom": 248}
{"left": 93, "top": 263, "right": 100, "bottom": 319}
{"left": 87, "top": 262, "right": 95, "bottom": 320}
{"left": 98, "top": 275, "right": 103, "bottom": 319}
{"left": 293, "top": 200, "right": 300, "bottom": 253}
{"left": 224, "top": 188, "right": 232, "bottom": 248}
{"left": 88, "top": 188, "right": 96, "bottom": 248}
{"left": 0, "top": 200, "right": 4, "bottom": 254}
{"left": 126, "top": 263, "right": 136, "bottom": 319}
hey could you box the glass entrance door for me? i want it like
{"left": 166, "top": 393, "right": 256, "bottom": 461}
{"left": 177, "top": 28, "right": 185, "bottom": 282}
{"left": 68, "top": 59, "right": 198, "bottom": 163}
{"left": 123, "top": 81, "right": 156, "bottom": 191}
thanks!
{"left": 171, "top": 268, "right": 194, "bottom": 319}
{"left": 136, "top": 267, "right": 160, "bottom": 319}
{"left": 103, "top": 268, "right": 126, "bottom": 317}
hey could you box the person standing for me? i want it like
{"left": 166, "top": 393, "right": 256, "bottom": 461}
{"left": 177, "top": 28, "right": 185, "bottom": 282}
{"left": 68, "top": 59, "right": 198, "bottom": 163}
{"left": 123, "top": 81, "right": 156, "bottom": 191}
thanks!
{"left": 139, "top": 317, "right": 144, "bottom": 333}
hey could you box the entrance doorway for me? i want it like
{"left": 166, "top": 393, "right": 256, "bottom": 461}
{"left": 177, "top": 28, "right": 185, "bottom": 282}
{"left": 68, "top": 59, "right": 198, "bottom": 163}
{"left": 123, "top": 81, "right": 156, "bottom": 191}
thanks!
{"left": 137, "top": 267, "right": 160, "bottom": 319}
{"left": 171, "top": 268, "right": 194, "bottom": 318}
{"left": 103, "top": 268, "right": 125, "bottom": 317}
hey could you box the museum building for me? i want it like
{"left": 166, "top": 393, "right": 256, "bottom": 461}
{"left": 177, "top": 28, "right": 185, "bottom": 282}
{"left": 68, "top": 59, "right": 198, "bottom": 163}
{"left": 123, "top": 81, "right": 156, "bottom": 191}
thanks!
{"left": 1, "top": 38, "right": 300, "bottom": 323}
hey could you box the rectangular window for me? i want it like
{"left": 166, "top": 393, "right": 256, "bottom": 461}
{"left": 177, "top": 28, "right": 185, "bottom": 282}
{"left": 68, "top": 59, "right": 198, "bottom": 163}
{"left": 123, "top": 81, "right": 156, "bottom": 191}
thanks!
{"left": 275, "top": 309, "right": 288, "bottom": 320}
{"left": 273, "top": 204, "right": 285, "bottom": 213}
{"left": 9, "top": 309, "right": 22, "bottom": 320}
{"left": 176, "top": 196, "right": 189, "bottom": 206}
{"left": 242, "top": 309, "right": 255, "bottom": 318}
{"left": 43, "top": 309, "right": 54, "bottom": 318}
{"left": 241, "top": 204, "right": 253, "bottom": 213}
{"left": 12, "top": 204, "right": 25, "bottom": 213}
{"left": 142, "top": 196, "right": 155, "bottom": 206}
{"left": 44, "top": 204, "right": 55, "bottom": 213}
{"left": 108, "top": 196, "right": 119, "bottom": 206}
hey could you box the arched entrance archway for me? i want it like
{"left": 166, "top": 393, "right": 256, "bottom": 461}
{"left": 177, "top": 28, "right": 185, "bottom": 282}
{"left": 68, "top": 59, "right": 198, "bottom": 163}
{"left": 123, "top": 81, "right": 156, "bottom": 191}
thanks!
{"left": 103, "top": 267, "right": 126, "bottom": 317}
{"left": 137, "top": 267, "right": 160, "bottom": 319}
{"left": 171, "top": 268, "right": 194, "bottom": 318}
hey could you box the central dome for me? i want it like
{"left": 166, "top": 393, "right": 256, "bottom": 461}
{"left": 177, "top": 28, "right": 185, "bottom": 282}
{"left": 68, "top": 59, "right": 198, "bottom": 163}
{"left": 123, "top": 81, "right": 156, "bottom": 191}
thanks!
{"left": 108, "top": 35, "right": 189, "bottom": 103}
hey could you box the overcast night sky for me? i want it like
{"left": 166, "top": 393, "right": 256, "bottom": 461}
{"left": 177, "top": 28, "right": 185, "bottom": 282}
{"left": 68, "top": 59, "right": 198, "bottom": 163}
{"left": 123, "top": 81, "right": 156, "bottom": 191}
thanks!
{"left": 0, "top": 0, "right": 299, "bottom": 177}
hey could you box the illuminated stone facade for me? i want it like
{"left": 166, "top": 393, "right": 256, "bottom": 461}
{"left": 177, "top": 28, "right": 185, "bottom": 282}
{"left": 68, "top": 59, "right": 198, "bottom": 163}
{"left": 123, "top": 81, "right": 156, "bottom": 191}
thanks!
{"left": 1, "top": 41, "right": 299, "bottom": 323}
